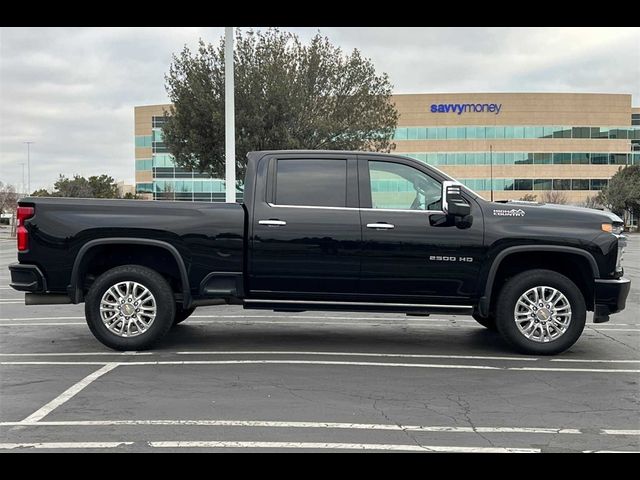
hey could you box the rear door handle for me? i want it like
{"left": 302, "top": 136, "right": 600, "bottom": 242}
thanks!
{"left": 258, "top": 219, "right": 287, "bottom": 227}
{"left": 366, "top": 222, "right": 395, "bottom": 230}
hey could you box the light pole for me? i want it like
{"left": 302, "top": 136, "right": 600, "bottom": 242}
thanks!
{"left": 489, "top": 144, "right": 494, "bottom": 202}
{"left": 20, "top": 163, "right": 25, "bottom": 196}
{"left": 23, "top": 141, "right": 34, "bottom": 195}
{"left": 224, "top": 27, "right": 236, "bottom": 203}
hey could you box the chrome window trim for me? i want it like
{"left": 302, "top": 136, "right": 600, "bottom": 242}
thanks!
{"left": 267, "top": 202, "right": 445, "bottom": 215}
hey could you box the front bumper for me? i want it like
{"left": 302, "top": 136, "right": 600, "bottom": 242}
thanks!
{"left": 8, "top": 263, "right": 46, "bottom": 292}
{"left": 594, "top": 277, "right": 631, "bottom": 315}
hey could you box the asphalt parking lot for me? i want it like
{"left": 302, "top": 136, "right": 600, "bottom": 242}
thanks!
{"left": 0, "top": 235, "right": 638, "bottom": 452}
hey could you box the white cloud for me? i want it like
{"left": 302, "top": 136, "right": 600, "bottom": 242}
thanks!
{"left": 1, "top": 26, "right": 638, "bottom": 192}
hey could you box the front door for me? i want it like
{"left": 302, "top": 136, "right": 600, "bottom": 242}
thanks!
{"left": 358, "top": 156, "right": 484, "bottom": 302}
{"left": 249, "top": 153, "right": 361, "bottom": 297}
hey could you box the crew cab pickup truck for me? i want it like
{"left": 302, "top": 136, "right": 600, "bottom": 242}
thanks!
{"left": 9, "top": 150, "right": 631, "bottom": 354}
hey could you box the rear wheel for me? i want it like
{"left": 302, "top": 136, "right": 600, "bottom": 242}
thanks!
{"left": 173, "top": 306, "right": 196, "bottom": 325}
{"left": 85, "top": 265, "right": 175, "bottom": 351}
{"left": 495, "top": 269, "right": 586, "bottom": 355}
{"left": 472, "top": 313, "right": 497, "bottom": 330}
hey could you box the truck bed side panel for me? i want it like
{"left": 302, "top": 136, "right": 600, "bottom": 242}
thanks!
{"left": 17, "top": 198, "right": 245, "bottom": 295}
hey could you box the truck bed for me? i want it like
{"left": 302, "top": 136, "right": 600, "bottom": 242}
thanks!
{"left": 17, "top": 197, "right": 246, "bottom": 296}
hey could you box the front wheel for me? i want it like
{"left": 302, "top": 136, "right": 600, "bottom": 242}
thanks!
{"left": 85, "top": 265, "right": 176, "bottom": 351}
{"left": 495, "top": 269, "right": 586, "bottom": 355}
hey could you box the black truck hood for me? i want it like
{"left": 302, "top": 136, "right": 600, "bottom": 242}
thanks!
{"left": 493, "top": 201, "right": 623, "bottom": 223}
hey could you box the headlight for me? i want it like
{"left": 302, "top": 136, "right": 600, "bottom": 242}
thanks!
{"left": 616, "top": 235, "right": 627, "bottom": 274}
{"left": 602, "top": 223, "right": 624, "bottom": 235}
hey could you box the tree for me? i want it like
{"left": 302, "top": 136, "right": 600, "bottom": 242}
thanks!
{"left": 30, "top": 174, "right": 129, "bottom": 199}
{"left": 597, "top": 165, "right": 640, "bottom": 218}
{"left": 0, "top": 182, "right": 18, "bottom": 213}
{"left": 580, "top": 195, "right": 603, "bottom": 210}
{"left": 163, "top": 28, "right": 399, "bottom": 181}
{"left": 518, "top": 193, "right": 537, "bottom": 202}
{"left": 30, "top": 188, "right": 52, "bottom": 197}
{"left": 540, "top": 191, "right": 568, "bottom": 205}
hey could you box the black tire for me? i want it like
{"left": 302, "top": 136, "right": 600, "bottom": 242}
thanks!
{"left": 173, "top": 306, "right": 196, "bottom": 325}
{"left": 472, "top": 313, "right": 497, "bottom": 330}
{"left": 495, "top": 269, "right": 586, "bottom": 355}
{"left": 85, "top": 265, "right": 176, "bottom": 351}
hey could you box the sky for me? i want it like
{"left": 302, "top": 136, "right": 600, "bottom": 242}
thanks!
{"left": 1, "top": 26, "right": 639, "bottom": 193}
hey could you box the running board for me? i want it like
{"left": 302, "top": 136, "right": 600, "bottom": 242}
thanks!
{"left": 243, "top": 299, "right": 473, "bottom": 315}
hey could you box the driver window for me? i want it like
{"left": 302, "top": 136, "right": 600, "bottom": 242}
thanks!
{"left": 368, "top": 161, "right": 442, "bottom": 211}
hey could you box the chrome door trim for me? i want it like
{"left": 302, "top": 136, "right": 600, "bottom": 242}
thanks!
{"left": 366, "top": 223, "right": 395, "bottom": 230}
{"left": 258, "top": 220, "right": 287, "bottom": 226}
{"left": 267, "top": 202, "right": 445, "bottom": 215}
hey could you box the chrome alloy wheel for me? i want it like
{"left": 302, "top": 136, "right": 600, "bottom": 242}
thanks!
{"left": 99, "top": 281, "right": 157, "bottom": 337}
{"left": 513, "top": 286, "right": 572, "bottom": 343}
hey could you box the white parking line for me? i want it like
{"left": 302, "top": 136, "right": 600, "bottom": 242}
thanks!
{"left": 175, "top": 351, "right": 538, "bottom": 361}
{"left": 583, "top": 450, "right": 639, "bottom": 453}
{"left": 2, "top": 359, "right": 639, "bottom": 374}
{"left": 601, "top": 429, "right": 640, "bottom": 435}
{"left": 590, "top": 328, "right": 640, "bottom": 332}
{"left": 147, "top": 441, "right": 539, "bottom": 453}
{"left": 0, "top": 419, "right": 584, "bottom": 435}
{"left": 551, "top": 359, "right": 640, "bottom": 363}
{"left": 0, "top": 442, "right": 133, "bottom": 450}
{"left": 21, "top": 363, "right": 119, "bottom": 423}
{"left": 0, "top": 352, "right": 152, "bottom": 357}
{"left": 0, "top": 323, "right": 85, "bottom": 326}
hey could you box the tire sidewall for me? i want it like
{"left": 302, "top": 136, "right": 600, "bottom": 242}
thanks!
{"left": 496, "top": 270, "right": 586, "bottom": 355}
{"left": 85, "top": 265, "right": 175, "bottom": 351}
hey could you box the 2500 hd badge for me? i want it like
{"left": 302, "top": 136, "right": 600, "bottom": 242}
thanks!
{"left": 429, "top": 256, "right": 474, "bottom": 262}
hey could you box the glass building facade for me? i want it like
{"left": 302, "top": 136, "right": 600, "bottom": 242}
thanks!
{"left": 135, "top": 93, "right": 639, "bottom": 204}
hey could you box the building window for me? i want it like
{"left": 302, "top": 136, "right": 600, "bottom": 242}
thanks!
{"left": 533, "top": 179, "right": 552, "bottom": 190}
{"left": 135, "top": 135, "right": 152, "bottom": 148}
{"left": 514, "top": 179, "right": 533, "bottom": 190}
{"left": 572, "top": 179, "right": 590, "bottom": 190}
{"left": 590, "top": 179, "right": 608, "bottom": 190}
{"left": 553, "top": 179, "right": 571, "bottom": 190}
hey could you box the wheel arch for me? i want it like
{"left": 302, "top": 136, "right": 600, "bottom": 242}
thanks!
{"left": 69, "top": 238, "right": 191, "bottom": 308}
{"left": 478, "top": 245, "right": 599, "bottom": 317}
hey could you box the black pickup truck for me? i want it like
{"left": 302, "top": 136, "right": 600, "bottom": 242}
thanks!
{"left": 9, "top": 150, "right": 630, "bottom": 354}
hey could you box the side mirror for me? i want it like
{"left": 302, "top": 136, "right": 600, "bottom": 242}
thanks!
{"left": 442, "top": 181, "right": 471, "bottom": 217}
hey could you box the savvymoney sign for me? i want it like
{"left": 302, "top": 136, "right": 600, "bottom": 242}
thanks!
{"left": 430, "top": 103, "right": 503, "bottom": 115}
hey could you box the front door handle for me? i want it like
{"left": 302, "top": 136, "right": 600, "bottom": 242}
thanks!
{"left": 259, "top": 219, "right": 287, "bottom": 227}
{"left": 366, "top": 222, "right": 395, "bottom": 230}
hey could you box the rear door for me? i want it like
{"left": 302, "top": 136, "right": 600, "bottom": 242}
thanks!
{"left": 358, "top": 155, "right": 485, "bottom": 302}
{"left": 249, "top": 153, "right": 361, "bottom": 297}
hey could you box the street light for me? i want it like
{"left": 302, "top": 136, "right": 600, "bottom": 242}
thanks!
{"left": 20, "top": 163, "right": 25, "bottom": 197}
{"left": 23, "top": 141, "right": 34, "bottom": 195}
{"left": 489, "top": 144, "right": 494, "bottom": 202}
{"left": 224, "top": 27, "right": 236, "bottom": 203}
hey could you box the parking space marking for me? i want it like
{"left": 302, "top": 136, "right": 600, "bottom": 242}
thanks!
{"left": 590, "top": 328, "right": 640, "bottom": 332}
{"left": 551, "top": 359, "right": 640, "bottom": 363}
{"left": 583, "top": 450, "right": 639, "bottom": 453}
{"left": 0, "top": 419, "right": 587, "bottom": 435}
{"left": 0, "top": 352, "right": 152, "bottom": 357}
{"left": 0, "top": 442, "right": 133, "bottom": 450}
{"left": 2, "top": 359, "right": 639, "bottom": 374}
{"left": 147, "top": 441, "right": 539, "bottom": 453}
{"left": 21, "top": 363, "right": 119, "bottom": 423}
{"left": 601, "top": 429, "right": 640, "bottom": 435}
{"left": 175, "top": 351, "right": 538, "bottom": 361}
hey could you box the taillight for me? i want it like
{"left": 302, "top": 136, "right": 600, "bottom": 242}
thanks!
{"left": 16, "top": 206, "right": 34, "bottom": 252}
